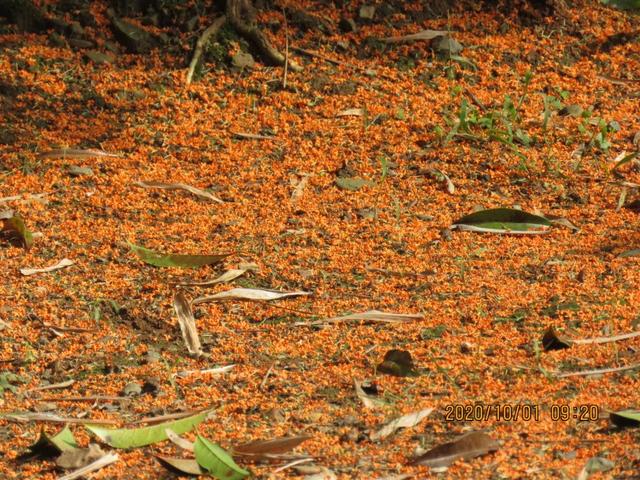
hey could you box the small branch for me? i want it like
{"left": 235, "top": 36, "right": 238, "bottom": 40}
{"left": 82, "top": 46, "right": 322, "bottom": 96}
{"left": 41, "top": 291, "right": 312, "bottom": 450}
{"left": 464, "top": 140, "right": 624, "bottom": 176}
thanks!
{"left": 186, "top": 16, "right": 227, "bottom": 86}
{"left": 555, "top": 362, "right": 640, "bottom": 379}
{"left": 573, "top": 331, "right": 640, "bottom": 345}
{"left": 282, "top": 7, "right": 289, "bottom": 88}
{"left": 226, "top": 0, "right": 302, "bottom": 72}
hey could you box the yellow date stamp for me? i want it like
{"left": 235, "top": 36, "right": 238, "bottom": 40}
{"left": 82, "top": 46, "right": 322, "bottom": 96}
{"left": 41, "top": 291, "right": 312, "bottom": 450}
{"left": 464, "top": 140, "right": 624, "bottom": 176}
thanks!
{"left": 444, "top": 403, "right": 600, "bottom": 422}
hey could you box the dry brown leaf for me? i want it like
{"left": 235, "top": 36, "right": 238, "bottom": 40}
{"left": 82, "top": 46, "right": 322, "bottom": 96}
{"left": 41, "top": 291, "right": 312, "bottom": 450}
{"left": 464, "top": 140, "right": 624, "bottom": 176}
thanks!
{"left": 233, "top": 435, "right": 311, "bottom": 461}
{"left": 57, "top": 444, "right": 106, "bottom": 469}
{"left": 370, "top": 408, "right": 433, "bottom": 441}
{"left": 410, "top": 431, "right": 500, "bottom": 468}
{"left": 20, "top": 258, "right": 74, "bottom": 276}
{"left": 193, "top": 288, "right": 311, "bottom": 305}
{"left": 135, "top": 181, "right": 223, "bottom": 203}
{"left": 37, "top": 148, "right": 122, "bottom": 160}
{"left": 435, "top": 169, "right": 455, "bottom": 194}
{"left": 382, "top": 29, "right": 449, "bottom": 44}
{"left": 290, "top": 174, "right": 310, "bottom": 204}
{"left": 176, "top": 268, "right": 249, "bottom": 287}
{"left": 354, "top": 379, "right": 386, "bottom": 409}
{"left": 173, "top": 291, "right": 203, "bottom": 356}
{"left": 296, "top": 310, "right": 422, "bottom": 326}
{"left": 233, "top": 132, "right": 275, "bottom": 140}
{"left": 57, "top": 452, "right": 119, "bottom": 480}
{"left": 336, "top": 108, "right": 364, "bottom": 117}
{"left": 165, "top": 428, "right": 195, "bottom": 452}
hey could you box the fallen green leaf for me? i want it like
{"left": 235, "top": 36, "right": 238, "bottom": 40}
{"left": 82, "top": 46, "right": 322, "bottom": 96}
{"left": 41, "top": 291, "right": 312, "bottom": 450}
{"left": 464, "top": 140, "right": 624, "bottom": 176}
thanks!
{"left": 335, "top": 177, "right": 373, "bottom": 191}
{"left": 27, "top": 426, "right": 78, "bottom": 457}
{"left": 618, "top": 249, "right": 640, "bottom": 258}
{"left": 609, "top": 409, "right": 640, "bottom": 428}
{"left": 1, "top": 211, "right": 33, "bottom": 249}
{"left": 129, "top": 243, "right": 230, "bottom": 268}
{"left": 451, "top": 208, "right": 552, "bottom": 234}
{"left": 86, "top": 409, "right": 210, "bottom": 448}
{"left": 194, "top": 435, "right": 249, "bottom": 480}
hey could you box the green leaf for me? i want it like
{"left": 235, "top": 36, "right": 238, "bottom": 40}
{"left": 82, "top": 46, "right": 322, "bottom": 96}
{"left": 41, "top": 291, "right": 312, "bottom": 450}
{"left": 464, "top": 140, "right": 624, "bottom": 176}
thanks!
{"left": 27, "top": 426, "right": 78, "bottom": 457}
{"left": 335, "top": 177, "right": 373, "bottom": 191}
{"left": 86, "top": 409, "right": 210, "bottom": 448}
{"left": 194, "top": 435, "right": 250, "bottom": 480}
{"left": 618, "top": 249, "right": 640, "bottom": 258}
{"left": 451, "top": 208, "right": 552, "bottom": 234}
{"left": 609, "top": 409, "right": 640, "bottom": 428}
{"left": 129, "top": 243, "right": 230, "bottom": 268}
{"left": 1, "top": 211, "right": 33, "bottom": 249}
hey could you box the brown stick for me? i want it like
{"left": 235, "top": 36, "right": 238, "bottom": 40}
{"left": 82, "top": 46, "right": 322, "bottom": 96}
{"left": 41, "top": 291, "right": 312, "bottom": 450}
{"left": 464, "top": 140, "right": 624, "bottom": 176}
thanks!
{"left": 186, "top": 16, "right": 227, "bottom": 86}
{"left": 573, "top": 331, "right": 640, "bottom": 345}
{"left": 555, "top": 362, "right": 640, "bottom": 379}
{"left": 226, "top": 0, "right": 302, "bottom": 72}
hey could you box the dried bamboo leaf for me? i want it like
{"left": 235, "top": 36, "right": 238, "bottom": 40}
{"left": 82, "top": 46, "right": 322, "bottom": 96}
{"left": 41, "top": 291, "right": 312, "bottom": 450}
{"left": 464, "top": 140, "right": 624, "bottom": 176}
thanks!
{"left": 134, "top": 181, "right": 223, "bottom": 203}
{"left": 382, "top": 29, "right": 449, "bottom": 44}
{"left": 410, "top": 431, "right": 500, "bottom": 468}
{"left": 20, "top": 258, "right": 74, "bottom": 276}
{"left": 297, "top": 310, "right": 422, "bottom": 326}
{"left": 176, "top": 269, "right": 248, "bottom": 287}
{"left": 336, "top": 108, "right": 364, "bottom": 117}
{"left": 193, "top": 288, "right": 311, "bottom": 304}
{"left": 37, "top": 148, "right": 122, "bottom": 160}
{"left": 173, "top": 291, "right": 203, "bottom": 356}
{"left": 354, "top": 379, "right": 386, "bottom": 409}
{"left": 370, "top": 408, "right": 433, "bottom": 441}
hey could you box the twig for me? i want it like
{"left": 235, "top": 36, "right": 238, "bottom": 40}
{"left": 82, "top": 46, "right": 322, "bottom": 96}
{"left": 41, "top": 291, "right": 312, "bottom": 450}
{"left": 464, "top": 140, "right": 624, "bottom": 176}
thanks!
{"left": 186, "top": 16, "right": 226, "bottom": 86}
{"left": 38, "top": 395, "right": 128, "bottom": 402}
{"left": 25, "top": 379, "right": 74, "bottom": 393}
{"left": 573, "top": 331, "right": 640, "bottom": 345}
{"left": 282, "top": 8, "right": 289, "bottom": 89}
{"left": 260, "top": 362, "right": 276, "bottom": 390}
{"left": 555, "top": 362, "right": 640, "bottom": 378}
{"left": 3, "top": 413, "right": 119, "bottom": 424}
{"left": 291, "top": 46, "right": 396, "bottom": 81}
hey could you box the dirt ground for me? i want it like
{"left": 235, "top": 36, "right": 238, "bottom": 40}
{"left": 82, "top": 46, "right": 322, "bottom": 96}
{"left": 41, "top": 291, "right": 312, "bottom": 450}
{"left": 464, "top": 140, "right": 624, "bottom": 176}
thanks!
{"left": 1, "top": 1, "right": 639, "bottom": 478}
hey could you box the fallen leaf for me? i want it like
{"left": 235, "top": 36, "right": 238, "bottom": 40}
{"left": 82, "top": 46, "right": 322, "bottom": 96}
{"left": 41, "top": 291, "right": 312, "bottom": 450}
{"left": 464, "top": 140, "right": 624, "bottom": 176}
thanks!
{"left": 20, "top": 258, "right": 74, "bottom": 276}
{"left": 129, "top": 242, "right": 230, "bottom": 268}
{"left": 1, "top": 210, "right": 33, "bottom": 249}
{"left": 382, "top": 29, "right": 449, "bottom": 44}
{"left": 377, "top": 349, "right": 418, "bottom": 377}
{"left": 541, "top": 327, "right": 572, "bottom": 351}
{"left": 193, "top": 288, "right": 311, "bottom": 305}
{"left": 57, "top": 444, "right": 105, "bottom": 469}
{"left": 290, "top": 174, "right": 310, "bottom": 204}
{"left": 451, "top": 208, "right": 552, "bottom": 234}
{"left": 85, "top": 409, "right": 211, "bottom": 448}
{"left": 36, "top": 148, "right": 122, "bottom": 160}
{"left": 618, "top": 249, "right": 640, "bottom": 258}
{"left": 609, "top": 409, "right": 640, "bottom": 427}
{"left": 27, "top": 425, "right": 78, "bottom": 457}
{"left": 233, "top": 435, "right": 311, "bottom": 461}
{"left": 134, "top": 181, "right": 223, "bottom": 203}
{"left": 577, "top": 456, "right": 615, "bottom": 480}
{"left": 156, "top": 456, "right": 204, "bottom": 475}
{"left": 165, "top": 428, "right": 195, "bottom": 451}
{"left": 371, "top": 408, "right": 433, "bottom": 441}
{"left": 173, "top": 291, "right": 203, "bottom": 356}
{"left": 297, "top": 310, "right": 422, "bottom": 326}
{"left": 354, "top": 379, "right": 386, "bottom": 409}
{"left": 233, "top": 132, "right": 275, "bottom": 140}
{"left": 410, "top": 431, "right": 500, "bottom": 468}
{"left": 176, "top": 268, "right": 249, "bottom": 287}
{"left": 194, "top": 435, "right": 250, "bottom": 480}
{"left": 435, "top": 169, "right": 455, "bottom": 194}
{"left": 611, "top": 151, "right": 638, "bottom": 171}
{"left": 57, "top": 452, "right": 119, "bottom": 480}
{"left": 335, "top": 176, "right": 373, "bottom": 191}
{"left": 336, "top": 108, "right": 364, "bottom": 117}
{"left": 174, "top": 364, "right": 236, "bottom": 378}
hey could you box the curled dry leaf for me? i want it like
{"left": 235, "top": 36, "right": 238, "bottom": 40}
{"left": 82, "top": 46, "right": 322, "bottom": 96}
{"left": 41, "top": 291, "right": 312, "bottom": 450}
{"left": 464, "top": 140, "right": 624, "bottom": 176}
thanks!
{"left": 36, "top": 148, "right": 122, "bottom": 160}
{"left": 336, "top": 108, "right": 364, "bottom": 117}
{"left": 57, "top": 452, "right": 119, "bottom": 480}
{"left": 297, "top": 309, "right": 423, "bottom": 326}
{"left": 20, "top": 258, "right": 74, "bottom": 276}
{"left": 410, "top": 431, "right": 500, "bottom": 468}
{"left": 176, "top": 268, "right": 249, "bottom": 287}
{"left": 382, "top": 29, "right": 449, "bottom": 44}
{"left": 1, "top": 210, "right": 33, "bottom": 249}
{"left": 134, "top": 181, "right": 223, "bottom": 203}
{"left": 370, "top": 408, "right": 433, "bottom": 441}
{"left": 354, "top": 379, "right": 386, "bottom": 409}
{"left": 156, "top": 456, "right": 204, "bottom": 476}
{"left": 193, "top": 287, "right": 311, "bottom": 305}
{"left": 233, "top": 435, "right": 312, "bottom": 461}
{"left": 173, "top": 291, "right": 203, "bottom": 356}
{"left": 165, "top": 428, "right": 195, "bottom": 452}
{"left": 233, "top": 132, "right": 275, "bottom": 140}
{"left": 57, "top": 444, "right": 105, "bottom": 469}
